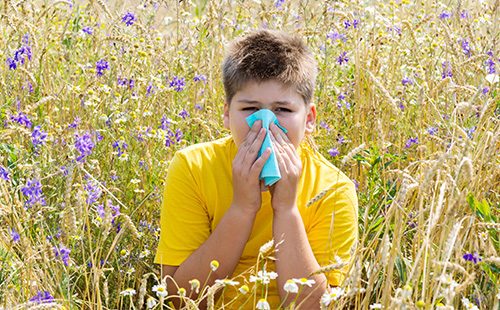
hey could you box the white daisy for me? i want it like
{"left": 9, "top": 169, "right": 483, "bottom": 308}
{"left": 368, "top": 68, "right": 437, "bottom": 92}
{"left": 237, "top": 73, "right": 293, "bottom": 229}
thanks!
{"left": 292, "top": 277, "right": 316, "bottom": 287}
{"left": 146, "top": 296, "right": 157, "bottom": 309}
{"left": 283, "top": 280, "right": 299, "bottom": 294}
{"left": 256, "top": 298, "right": 270, "bottom": 310}
{"left": 215, "top": 279, "right": 240, "bottom": 286}
{"left": 120, "top": 288, "right": 136, "bottom": 296}
{"left": 152, "top": 284, "right": 168, "bottom": 298}
{"left": 320, "top": 287, "right": 344, "bottom": 306}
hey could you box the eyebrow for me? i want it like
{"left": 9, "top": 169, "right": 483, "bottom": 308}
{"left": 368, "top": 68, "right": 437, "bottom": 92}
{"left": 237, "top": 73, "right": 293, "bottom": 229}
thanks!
{"left": 237, "top": 99, "right": 292, "bottom": 105}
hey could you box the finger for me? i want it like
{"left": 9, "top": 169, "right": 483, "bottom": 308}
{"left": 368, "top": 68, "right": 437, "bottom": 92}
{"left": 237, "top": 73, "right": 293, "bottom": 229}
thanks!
{"left": 270, "top": 123, "right": 291, "bottom": 145}
{"left": 241, "top": 120, "right": 262, "bottom": 148}
{"left": 242, "top": 127, "right": 267, "bottom": 165}
{"left": 270, "top": 124, "right": 299, "bottom": 163}
{"left": 270, "top": 134, "right": 290, "bottom": 174}
{"left": 250, "top": 147, "right": 271, "bottom": 179}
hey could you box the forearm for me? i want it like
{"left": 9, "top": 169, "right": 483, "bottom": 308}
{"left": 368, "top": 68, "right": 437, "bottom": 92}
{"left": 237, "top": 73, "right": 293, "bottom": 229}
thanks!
{"left": 170, "top": 205, "right": 256, "bottom": 296}
{"left": 273, "top": 207, "right": 327, "bottom": 308}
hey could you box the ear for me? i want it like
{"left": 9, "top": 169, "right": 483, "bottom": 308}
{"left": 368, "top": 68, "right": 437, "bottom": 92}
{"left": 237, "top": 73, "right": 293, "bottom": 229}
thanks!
{"left": 223, "top": 102, "right": 230, "bottom": 129}
{"left": 305, "top": 103, "right": 317, "bottom": 134}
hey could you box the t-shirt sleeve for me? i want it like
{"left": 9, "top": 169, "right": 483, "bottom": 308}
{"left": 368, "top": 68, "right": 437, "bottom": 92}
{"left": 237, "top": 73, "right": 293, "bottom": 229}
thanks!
{"left": 307, "top": 180, "right": 358, "bottom": 286}
{"left": 154, "top": 151, "right": 211, "bottom": 266}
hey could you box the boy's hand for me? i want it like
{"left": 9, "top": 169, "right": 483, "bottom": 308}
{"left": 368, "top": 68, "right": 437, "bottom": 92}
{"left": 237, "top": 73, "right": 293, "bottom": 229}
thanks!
{"left": 232, "top": 120, "right": 271, "bottom": 215}
{"left": 269, "top": 123, "right": 302, "bottom": 212}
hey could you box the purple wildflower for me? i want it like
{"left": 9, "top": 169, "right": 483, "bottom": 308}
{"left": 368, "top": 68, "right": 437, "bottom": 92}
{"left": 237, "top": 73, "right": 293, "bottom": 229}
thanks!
{"left": 84, "top": 180, "right": 102, "bottom": 205}
{"left": 117, "top": 77, "right": 127, "bottom": 87}
{"left": 11, "top": 112, "right": 32, "bottom": 128}
{"left": 463, "top": 252, "right": 481, "bottom": 264}
{"left": 29, "top": 291, "right": 54, "bottom": 303}
{"left": 402, "top": 77, "right": 414, "bottom": 86}
{"left": 194, "top": 104, "right": 203, "bottom": 110}
{"left": 328, "top": 148, "right": 339, "bottom": 157}
{"left": 96, "top": 59, "right": 109, "bottom": 77}
{"left": 485, "top": 58, "right": 495, "bottom": 74}
{"left": 327, "top": 31, "right": 347, "bottom": 43}
{"left": 387, "top": 25, "right": 402, "bottom": 35}
{"left": 112, "top": 140, "right": 128, "bottom": 157}
{"left": 175, "top": 128, "right": 183, "bottom": 142}
{"left": 96, "top": 204, "right": 105, "bottom": 219}
{"left": 110, "top": 173, "right": 119, "bottom": 181}
{"left": 353, "top": 19, "right": 359, "bottom": 28}
{"left": 193, "top": 74, "right": 207, "bottom": 83}
{"left": 159, "top": 115, "right": 171, "bottom": 130}
{"left": 460, "top": 10, "right": 469, "bottom": 19}
{"left": 343, "top": 20, "right": 351, "bottom": 29}
{"left": 427, "top": 127, "right": 438, "bottom": 135}
{"left": 337, "top": 52, "right": 349, "bottom": 65}
{"left": 482, "top": 87, "right": 489, "bottom": 94}
{"left": 439, "top": 11, "right": 452, "bottom": 19}
{"left": 146, "top": 82, "right": 154, "bottom": 96}
{"left": 82, "top": 26, "right": 93, "bottom": 35}
{"left": 169, "top": 76, "right": 185, "bottom": 92}
{"left": 398, "top": 101, "right": 405, "bottom": 111}
{"left": 0, "top": 166, "right": 10, "bottom": 181}
{"left": 60, "top": 166, "right": 69, "bottom": 176}
{"left": 117, "top": 77, "right": 134, "bottom": 89}
{"left": 274, "top": 0, "right": 285, "bottom": 8}
{"left": 465, "top": 126, "right": 476, "bottom": 139}
{"left": 319, "top": 121, "right": 330, "bottom": 131}
{"left": 122, "top": 12, "right": 136, "bottom": 26}
{"left": 95, "top": 131, "right": 103, "bottom": 142}
{"left": 67, "top": 117, "right": 80, "bottom": 129}
{"left": 404, "top": 137, "right": 419, "bottom": 148}
{"left": 21, "top": 178, "right": 46, "bottom": 208}
{"left": 54, "top": 245, "right": 71, "bottom": 266}
{"left": 75, "top": 132, "right": 95, "bottom": 162}
{"left": 10, "top": 228, "right": 20, "bottom": 242}
{"left": 461, "top": 39, "right": 471, "bottom": 57}
{"left": 8, "top": 35, "right": 32, "bottom": 70}
{"left": 165, "top": 134, "right": 174, "bottom": 148}
{"left": 31, "top": 126, "right": 48, "bottom": 150}
{"left": 352, "top": 179, "right": 359, "bottom": 191}
{"left": 109, "top": 200, "right": 120, "bottom": 223}
{"left": 442, "top": 61, "right": 453, "bottom": 79}
{"left": 7, "top": 57, "right": 17, "bottom": 70}
{"left": 179, "top": 109, "right": 190, "bottom": 119}
{"left": 337, "top": 135, "right": 345, "bottom": 144}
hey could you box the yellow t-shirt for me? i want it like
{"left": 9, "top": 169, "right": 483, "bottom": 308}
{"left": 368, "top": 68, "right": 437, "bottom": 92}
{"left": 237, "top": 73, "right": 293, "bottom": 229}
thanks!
{"left": 154, "top": 136, "right": 358, "bottom": 308}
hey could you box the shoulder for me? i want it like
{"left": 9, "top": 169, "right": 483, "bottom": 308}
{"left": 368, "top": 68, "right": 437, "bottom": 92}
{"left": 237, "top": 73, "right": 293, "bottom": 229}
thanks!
{"left": 173, "top": 136, "right": 234, "bottom": 168}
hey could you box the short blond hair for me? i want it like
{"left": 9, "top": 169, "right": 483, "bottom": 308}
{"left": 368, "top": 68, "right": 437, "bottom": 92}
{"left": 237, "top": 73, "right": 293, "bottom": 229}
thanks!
{"left": 222, "top": 29, "right": 317, "bottom": 104}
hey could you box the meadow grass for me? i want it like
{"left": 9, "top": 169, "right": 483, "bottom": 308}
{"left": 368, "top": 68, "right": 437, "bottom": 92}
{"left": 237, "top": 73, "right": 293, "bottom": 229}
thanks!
{"left": 0, "top": 0, "right": 498, "bottom": 309}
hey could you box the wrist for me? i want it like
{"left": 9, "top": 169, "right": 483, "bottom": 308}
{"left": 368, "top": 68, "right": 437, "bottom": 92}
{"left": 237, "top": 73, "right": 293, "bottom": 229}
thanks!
{"left": 272, "top": 205, "right": 299, "bottom": 217}
{"left": 229, "top": 203, "right": 259, "bottom": 218}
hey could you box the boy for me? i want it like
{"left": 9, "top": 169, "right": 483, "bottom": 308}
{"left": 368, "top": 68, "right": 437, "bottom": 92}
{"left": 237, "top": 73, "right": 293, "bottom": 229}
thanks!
{"left": 155, "top": 30, "right": 358, "bottom": 309}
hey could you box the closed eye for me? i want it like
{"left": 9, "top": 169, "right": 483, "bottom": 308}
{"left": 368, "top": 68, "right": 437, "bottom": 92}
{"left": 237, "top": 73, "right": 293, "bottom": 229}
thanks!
{"left": 275, "top": 108, "right": 292, "bottom": 113}
{"left": 242, "top": 107, "right": 258, "bottom": 111}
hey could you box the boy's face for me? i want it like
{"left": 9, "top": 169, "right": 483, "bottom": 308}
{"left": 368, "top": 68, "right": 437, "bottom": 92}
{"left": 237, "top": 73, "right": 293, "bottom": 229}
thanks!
{"left": 223, "top": 79, "right": 316, "bottom": 149}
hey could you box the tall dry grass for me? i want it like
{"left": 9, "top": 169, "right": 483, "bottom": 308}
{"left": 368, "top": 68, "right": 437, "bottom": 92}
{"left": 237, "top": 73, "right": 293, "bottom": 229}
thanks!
{"left": 0, "top": 0, "right": 498, "bottom": 309}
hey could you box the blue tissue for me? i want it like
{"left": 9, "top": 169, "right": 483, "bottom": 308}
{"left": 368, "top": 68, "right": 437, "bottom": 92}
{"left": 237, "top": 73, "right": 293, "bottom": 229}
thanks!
{"left": 245, "top": 109, "right": 288, "bottom": 186}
